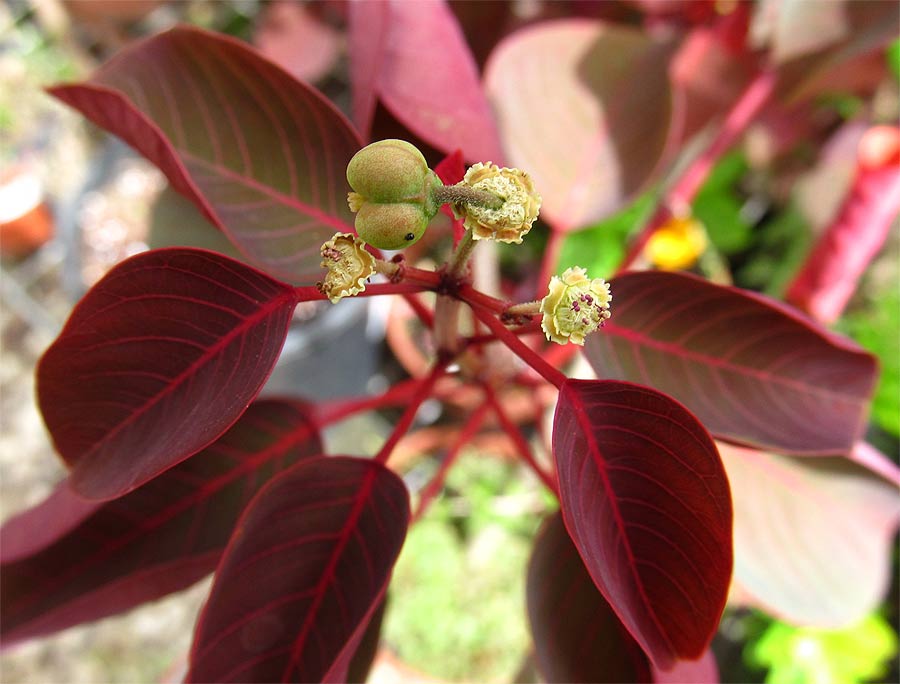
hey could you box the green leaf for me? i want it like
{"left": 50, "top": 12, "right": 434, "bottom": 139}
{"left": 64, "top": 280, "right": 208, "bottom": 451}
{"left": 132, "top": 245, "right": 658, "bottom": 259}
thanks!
{"left": 748, "top": 614, "right": 898, "bottom": 684}
{"left": 557, "top": 194, "right": 654, "bottom": 278}
{"left": 838, "top": 284, "right": 900, "bottom": 437}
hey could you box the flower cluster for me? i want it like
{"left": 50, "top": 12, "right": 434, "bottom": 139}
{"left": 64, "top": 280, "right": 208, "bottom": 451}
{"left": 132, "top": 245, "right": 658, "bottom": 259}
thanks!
{"left": 455, "top": 162, "right": 542, "bottom": 244}
{"left": 540, "top": 267, "right": 612, "bottom": 345}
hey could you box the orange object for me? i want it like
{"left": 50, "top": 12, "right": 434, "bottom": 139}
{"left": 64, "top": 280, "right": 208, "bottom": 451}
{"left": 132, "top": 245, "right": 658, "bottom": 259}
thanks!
{"left": 0, "top": 170, "right": 54, "bottom": 259}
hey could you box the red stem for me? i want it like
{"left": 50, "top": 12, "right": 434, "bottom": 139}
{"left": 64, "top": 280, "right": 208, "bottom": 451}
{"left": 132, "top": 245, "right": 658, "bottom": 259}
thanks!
{"left": 535, "top": 228, "right": 565, "bottom": 299}
{"left": 457, "top": 283, "right": 508, "bottom": 314}
{"left": 315, "top": 375, "right": 425, "bottom": 426}
{"left": 469, "top": 305, "right": 567, "bottom": 389}
{"left": 617, "top": 68, "right": 777, "bottom": 274}
{"left": 294, "top": 281, "right": 429, "bottom": 303}
{"left": 483, "top": 384, "right": 559, "bottom": 497}
{"left": 401, "top": 292, "right": 435, "bottom": 328}
{"left": 412, "top": 399, "right": 492, "bottom": 521}
{"left": 373, "top": 360, "right": 449, "bottom": 465}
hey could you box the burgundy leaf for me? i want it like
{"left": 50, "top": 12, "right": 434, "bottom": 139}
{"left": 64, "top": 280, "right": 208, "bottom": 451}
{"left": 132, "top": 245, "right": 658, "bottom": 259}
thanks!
{"left": 1, "top": 399, "right": 321, "bottom": 646}
{"left": 484, "top": 20, "right": 673, "bottom": 231}
{"left": 37, "top": 248, "right": 297, "bottom": 500}
{"left": 786, "top": 141, "right": 900, "bottom": 324}
{"left": 49, "top": 26, "right": 361, "bottom": 284}
{"left": 584, "top": 271, "right": 877, "bottom": 454}
{"left": 720, "top": 442, "right": 900, "bottom": 626}
{"left": 187, "top": 456, "right": 409, "bottom": 683}
{"left": 345, "top": 599, "right": 387, "bottom": 684}
{"left": 348, "top": 0, "right": 503, "bottom": 162}
{"left": 529, "top": 513, "right": 720, "bottom": 683}
{"left": 552, "top": 379, "right": 733, "bottom": 670}
{"left": 528, "top": 512, "right": 653, "bottom": 683}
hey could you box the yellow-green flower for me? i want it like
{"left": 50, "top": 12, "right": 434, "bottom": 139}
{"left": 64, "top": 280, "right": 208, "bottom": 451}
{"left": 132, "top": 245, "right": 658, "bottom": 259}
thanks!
{"left": 456, "top": 162, "right": 541, "bottom": 244}
{"left": 319, "top": 232, "right": 376, "bottom": 303}
{"left": 540, "top": 267, "right": 611, "bottom": 345}
{"left": 644, "top": 215, "right": 708, "bottom": 271}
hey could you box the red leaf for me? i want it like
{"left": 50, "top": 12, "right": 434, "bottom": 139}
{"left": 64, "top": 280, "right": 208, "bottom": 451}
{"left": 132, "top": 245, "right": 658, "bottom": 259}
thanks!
{"left": 348, "top": 0, "right": 504, "bottom": 162}
{"left": 0, "top": 483, "right": 100, "bottom": 564}
{"left": 484, "top": 20, "right": 673, "bottom": 231}
{"left": 187, "top": 456, "right": 409, "bottom": 683}
{"left": 528, "top": 512, "right": 653, "bottom": 683}
{"left": 720, "top": 443, "right": 900, "bottom": 626}
{"left": 552, "top": 379, "right": 733, "bottom": 670}
{"left": 48, "top": 26, "right": 361, "bottom": 284}
{"left": 37, "top": 248, "right": 296, "bottom": 500}
{"left": 0, "top": 399, "right": 321, "bottom": 646}
{"left": 528, "top": 513, "right": 720, "bottom": 683}
{"left": 786, "top": 142, "right": 900, "bottom": 324}
{"left": 585, "top": 271, "right": 877, "bottom": 454}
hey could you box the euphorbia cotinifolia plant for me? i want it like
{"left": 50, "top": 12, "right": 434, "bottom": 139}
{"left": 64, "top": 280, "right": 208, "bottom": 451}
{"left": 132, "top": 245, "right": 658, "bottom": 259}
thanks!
{"left": 3, "top": 2, "right": 899, "bottom": 682}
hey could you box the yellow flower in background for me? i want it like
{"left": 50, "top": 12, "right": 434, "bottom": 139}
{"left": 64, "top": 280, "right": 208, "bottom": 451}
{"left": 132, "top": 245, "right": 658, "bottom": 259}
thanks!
{"left": 456, "top": 162, "right": 541, "bottom": 244}
{"left": 319, "top": 232, "right": 376, "bottom": 303}
{"left": 540, "top": 267, "right": 611, "bottom": 345}
{"left": 644, "top": 215, "right": 708, "bottom": 271}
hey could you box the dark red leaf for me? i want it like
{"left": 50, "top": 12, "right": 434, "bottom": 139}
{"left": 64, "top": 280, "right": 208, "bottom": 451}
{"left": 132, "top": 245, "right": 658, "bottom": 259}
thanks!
{"left": 585, "top": 271, "right": 878, "bottom": 454}
{"left": 552, "top": 379, "right": 732, "bottom": 670}
{"left": 345, "top": 599, "right": 387, "bottom": 684}
{"left": 37, "top": 248, "right": 296, "bottom": 500}
{"left": 348, "top": 0, "right": 504, "bottom": 162}
{"left": 484, "top": 20, "right": 673, "bottom": 231}
{"left": 187, "top": 456, "right": 409, "bottom": 683}
{"left": 720, "top": 442, "right": 900, "bottom": 626}
{"left": 48, "top": 26, "right": 361, "bottom": 284}
{"left": 528, "top": 512, "right": 653, "bottom": 683}
{"left": 529, "top": 513, "right": 720, "bottom": 683}
{"left": 1, "top": 399, "right": 321, "bottom": 646}
{"left": 786, "top": 150, "right": 900, "bottom": 324}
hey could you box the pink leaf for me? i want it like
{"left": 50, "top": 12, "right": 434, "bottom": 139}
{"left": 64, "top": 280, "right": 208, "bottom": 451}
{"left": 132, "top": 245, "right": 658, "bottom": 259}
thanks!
{"left": 1, "top": 400, "right": 321, "bottom": 646}
{"left": 348, "top": 0, "right": 504, "bottom": 162}
{"left": 484, "top": 19, "right": 673, "bottom": 231}
{"left": 552, "top": 379, "right": 732, "bottom": 670}
{"left": 720, "top": 442, "right": 900, "bottom": 626}
{"left": 49, "top": 26, "right": 361, "bottom": 284}
{"left": 254, "top": 2, "right": 341, "bottom": 84}
{"left": 187, "top": 456, "right": 409, "bottom": 683}
{"left": 786, "top": 129, "right": 900, "bottom": 324}
{"left": 585, "top": 271, "right": 877, "bottom": 454}
{"left": 37, "top": 248, "right": 296, "bottom": 500}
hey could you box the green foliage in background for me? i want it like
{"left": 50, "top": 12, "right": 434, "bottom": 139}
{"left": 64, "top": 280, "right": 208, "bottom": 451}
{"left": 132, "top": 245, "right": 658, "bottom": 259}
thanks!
{"left": 693, "top": 152, "right": 755, "bottom": 256}
{"left": 839, "top": 281, "right": 900, "bottom": 438}
{"left": 384, "top": 455, "right": 547, "bottom": 682}
{"left": 747, "top": 613, "right": 897, "bottom": 684}
{"left": 557, "top": 195, "right": 654, "bottom": 279}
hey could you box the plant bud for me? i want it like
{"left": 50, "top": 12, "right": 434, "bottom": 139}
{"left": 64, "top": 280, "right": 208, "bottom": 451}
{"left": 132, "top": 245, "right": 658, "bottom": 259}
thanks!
{"left": 346, "top": 139, "right": 441, "bottom": 250}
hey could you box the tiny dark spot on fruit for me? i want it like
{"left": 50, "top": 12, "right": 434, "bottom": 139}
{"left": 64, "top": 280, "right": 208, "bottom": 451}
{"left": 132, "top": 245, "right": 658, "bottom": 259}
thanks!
{"left": 405, "top": 232, "right": 415, "bottom": 241}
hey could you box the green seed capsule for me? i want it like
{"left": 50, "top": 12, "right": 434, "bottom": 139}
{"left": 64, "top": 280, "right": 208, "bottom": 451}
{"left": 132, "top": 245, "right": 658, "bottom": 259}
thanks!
{"left": 346, "top": 139, "right": 441, "bottom": 249}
